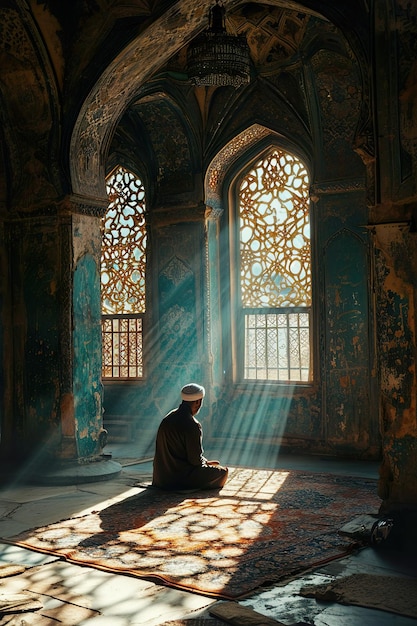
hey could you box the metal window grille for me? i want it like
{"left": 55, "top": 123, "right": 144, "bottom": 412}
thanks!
{"left": 244, "top": 311, "right": 311, "bottom": 381}
{"left": 101, "top": 315, "right": 143, "bottom": 379}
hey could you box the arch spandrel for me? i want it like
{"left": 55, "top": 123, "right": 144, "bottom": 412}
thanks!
{"left": 205, "top": 124, "right": 314, "bottom": 212}
{"left": 205, "top": 124, "right": 271, "bottom": 212}
{"left": 70, "top": 0, "right": 212, "bottom": 200}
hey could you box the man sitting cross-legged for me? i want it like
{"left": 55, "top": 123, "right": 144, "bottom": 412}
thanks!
{"left": 152, "top": 383, "right": 228, "bottom": 491}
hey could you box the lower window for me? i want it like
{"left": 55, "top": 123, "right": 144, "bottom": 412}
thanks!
{"left": 244, "top": 310, "right": 311, "bottom": 381}
{"left": 101, "top": 315, "right": 143, "bottom": 379}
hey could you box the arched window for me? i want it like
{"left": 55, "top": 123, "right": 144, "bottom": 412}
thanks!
{"left": 101, "top": 166, "right": 147, "bottom": 379}
{"left": 235, "top": 148, "right": 312, "bottom": 382}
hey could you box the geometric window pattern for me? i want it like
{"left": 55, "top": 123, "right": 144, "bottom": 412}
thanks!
{"left": 239, "top": 149, "right": 311, "bottom": 381}
{"left": 101, "top": 166, "right": 146, "bottom": 379}
{"left": 101, "top": 166, "right": 147, "bottom": 315}
{"left": 239, "top": 149, "right": 311, "bottom": 308}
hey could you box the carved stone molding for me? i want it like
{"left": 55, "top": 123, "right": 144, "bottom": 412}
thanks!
{"left": 205, "top": 206, "right": 224, "bottom": 221}
{"left": 64, "top": 194, "right": 109, "bottom": 218}
{"left": 151, "top": 203, "right": 206, "bottom": 227}
{"left": 206, "top": 124, "right": 271, "bottom": 212}
{"left": 310, "top": 178, "right": 366, "bottom": 198}
{"left": 6, "top": 195, "right": 108, "bottom": 220}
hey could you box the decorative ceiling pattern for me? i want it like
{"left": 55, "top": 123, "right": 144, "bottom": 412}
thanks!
{"left": 228, "top": 5, "right": 312, "bottom": 70}
{"left": 116, "top": 3, "right": 341, "bottom": 195}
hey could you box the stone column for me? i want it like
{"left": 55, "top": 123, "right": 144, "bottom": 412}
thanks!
{"left": 372, "top": 222, "right": 417, "bottom": 512}
{"left": 0, "top": 196, "right": 121, "bottom": 482}
{"left": 372, "top": 0, "right": 417, "bottom": 513}
{"left": 205, "top": 205, "right": 224, "bottom": 394}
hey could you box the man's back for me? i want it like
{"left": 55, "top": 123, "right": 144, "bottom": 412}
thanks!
{"left": 152, "top": 404, "right": 204, "bottom": 489}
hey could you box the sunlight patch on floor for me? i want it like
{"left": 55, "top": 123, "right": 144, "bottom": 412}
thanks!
{"left": 220, "top": 467, "right": 290, "bottom": 500}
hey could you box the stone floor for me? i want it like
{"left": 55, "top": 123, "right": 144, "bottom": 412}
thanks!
{"left": 0, "top": 443, "right": 415, "bottom": 625}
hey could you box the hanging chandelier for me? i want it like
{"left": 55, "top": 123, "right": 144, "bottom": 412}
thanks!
{"left": 187, "top": 2, "right": 251, "bottom": 88}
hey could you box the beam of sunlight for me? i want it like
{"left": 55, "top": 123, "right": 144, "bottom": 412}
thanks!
{"left": 207, "top": 383, "right": 295, "bottom": 470}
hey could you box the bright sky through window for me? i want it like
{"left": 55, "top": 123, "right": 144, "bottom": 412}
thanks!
{"left": 101, "top": 166, "right": 147, "bottom": 315}
{"left": 239, "top": 149, "right": 311, "bottom": 309}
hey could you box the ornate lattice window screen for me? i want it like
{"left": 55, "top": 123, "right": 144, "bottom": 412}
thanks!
{"left": 101, "top": 166, "right": 146, "bottom": 379}
{"left": 102, "top": 167, "right": 146, "bottom": 315}
{"left": 239, "top": 149, "right": 311, "bottom": 381}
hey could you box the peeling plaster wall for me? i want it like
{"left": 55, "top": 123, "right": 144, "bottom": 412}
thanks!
{"left": 72, "top": 215, "right": 103, "bottom": 460}
{"left": 209, "top": 386, "right": 322, "bottom": 461}
{"left": 73, "top": 253, "right": 102, "bottom": 459}
{"left": 4, "top": 219, "right": 62, "bottom": 462}
{"left": 374, "top": 224, "right": 417, "bottom": 510}
{"left": 323, "top": 228, "right": 374, "bottom": 453}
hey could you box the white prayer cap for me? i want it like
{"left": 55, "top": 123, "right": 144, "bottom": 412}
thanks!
{"left": 181, "top": 383, "right": 205, "bottom": 401}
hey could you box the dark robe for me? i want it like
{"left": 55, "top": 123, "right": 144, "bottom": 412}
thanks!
{"left": 152, "top": 402, "right": 227, "bottom": 490}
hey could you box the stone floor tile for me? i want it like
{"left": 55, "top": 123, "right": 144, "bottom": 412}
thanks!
{"left": 38, "top": 598, "right": 100, "bottom": 625}
{"left": 23, "top": 560, "right": 157, "bottom": 607}
{"left": 0, "top": 495, "right": 123, "bottom": 538}
{"left": 0, "top": 502, "right": 20, "bottom": 518}
{"left": 0, "top": 484, "right": 76, "bottom": 502}
{"left": 0, "top": 613, "right": 59, "bottom": 625}
{"left": 314, "top": 603, "right": 417, "bottom": 626}
{"left": 0, "top": 543, "right": 57, "bottom": 567}
{"left": 0, "top": 557, "right": 214, "bottom": 625}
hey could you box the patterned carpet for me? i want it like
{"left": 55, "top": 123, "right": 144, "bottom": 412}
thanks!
{"left": 158, "top": 618, "right": 285, "bottom": 626}
{"left": 5, "top": 468, "right": 380, "bottom": 599}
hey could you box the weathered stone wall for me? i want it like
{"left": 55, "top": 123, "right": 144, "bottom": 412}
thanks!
{"left": 72, "top": 214, "right": 104, "bottom": 460}
{"left": 1, "top": 0, "right": 417, "bottom": 509}
{"left": 373, "top": 224, "right": 417, "bottom": 511}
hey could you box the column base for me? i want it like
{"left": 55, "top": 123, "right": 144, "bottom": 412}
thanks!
{"left": 31, "top": 456, "right": 122, "bottom": 485}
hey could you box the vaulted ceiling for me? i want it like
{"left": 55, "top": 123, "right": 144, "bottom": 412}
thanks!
{"left": 107, "top": 1, "right": 367, "bottom": 206}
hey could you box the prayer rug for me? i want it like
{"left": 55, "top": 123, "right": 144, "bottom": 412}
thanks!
{"left": 300, "top": 573, "right": 417, "bottom": 619}
{"left": 4, "top": 468, "right": 380, "bottom": 599}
